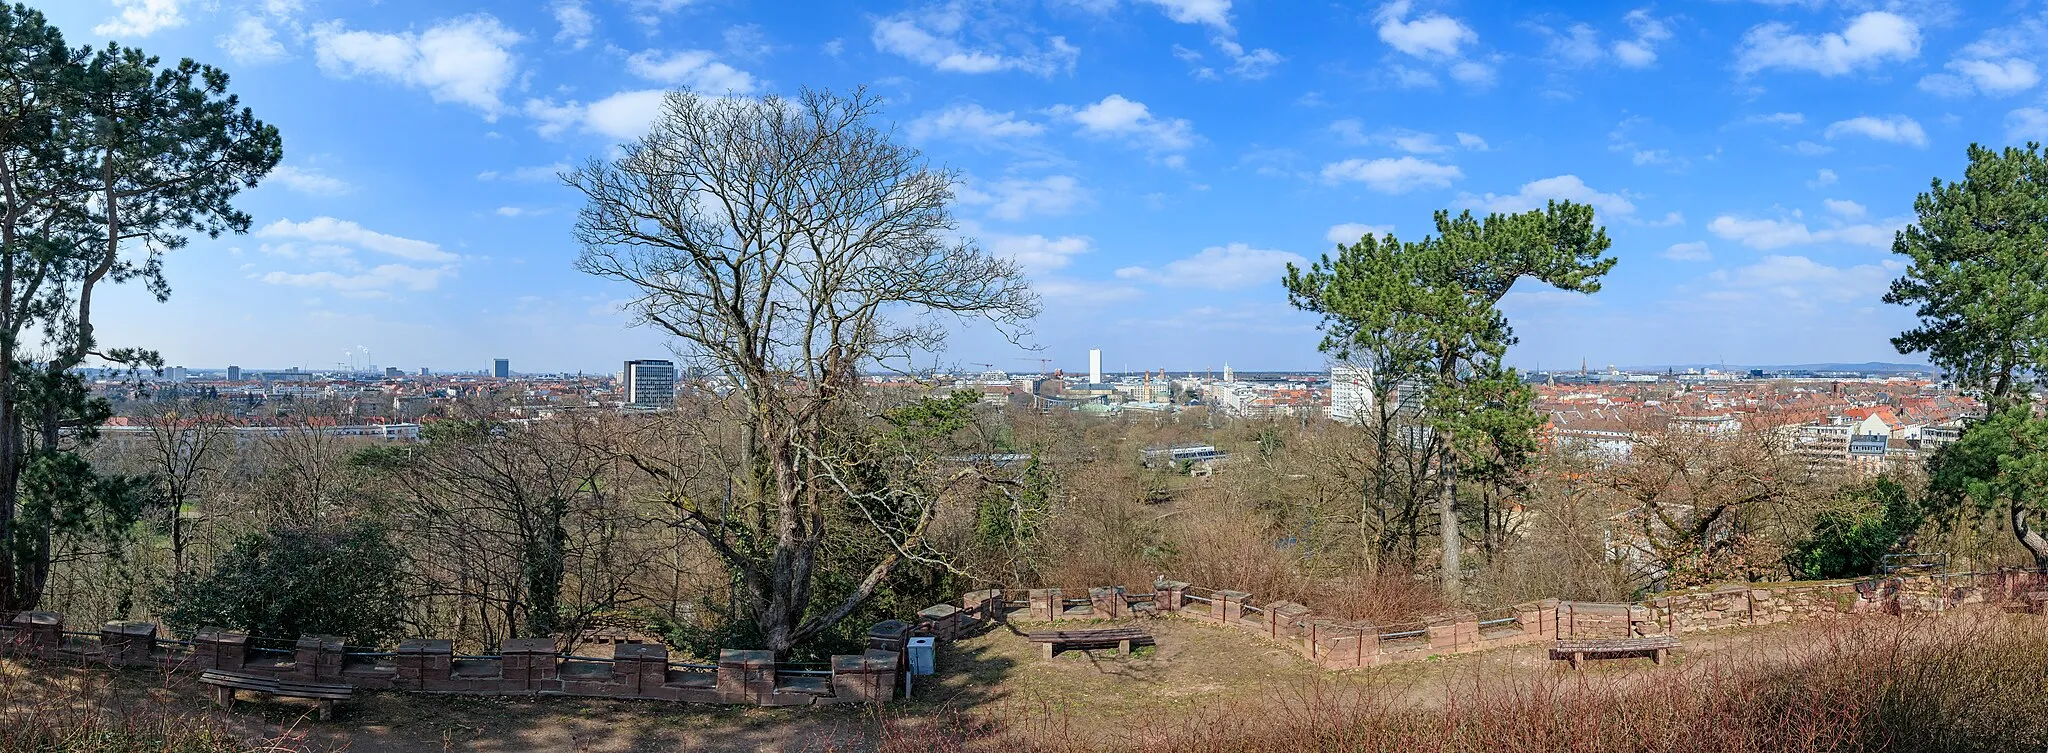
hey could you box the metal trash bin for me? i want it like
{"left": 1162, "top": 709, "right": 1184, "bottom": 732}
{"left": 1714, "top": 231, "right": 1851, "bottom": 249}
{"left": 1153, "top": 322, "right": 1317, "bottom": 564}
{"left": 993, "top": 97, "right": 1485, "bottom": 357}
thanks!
{"left": 907, "top": 636, "right": 936, "bottom": 676}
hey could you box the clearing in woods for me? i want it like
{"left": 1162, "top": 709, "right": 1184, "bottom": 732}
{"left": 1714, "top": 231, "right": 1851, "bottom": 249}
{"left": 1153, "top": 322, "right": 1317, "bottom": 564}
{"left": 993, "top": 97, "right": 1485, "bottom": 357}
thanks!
{"left": 0, "top": 612, "right": 1861, "bottom": 752}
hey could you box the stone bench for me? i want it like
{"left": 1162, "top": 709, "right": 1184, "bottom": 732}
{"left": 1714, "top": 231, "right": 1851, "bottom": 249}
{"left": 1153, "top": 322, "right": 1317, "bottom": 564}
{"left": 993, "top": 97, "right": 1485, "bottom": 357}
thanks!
{"left": 1550, "top": 635, "right": 1679, "bottom": 669}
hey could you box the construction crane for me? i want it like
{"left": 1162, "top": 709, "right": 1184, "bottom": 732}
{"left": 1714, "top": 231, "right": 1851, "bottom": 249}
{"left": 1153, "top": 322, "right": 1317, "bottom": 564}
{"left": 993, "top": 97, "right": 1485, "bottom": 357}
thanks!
{"left": 1016, "top": 357, "right": 1055, "bottom": 373}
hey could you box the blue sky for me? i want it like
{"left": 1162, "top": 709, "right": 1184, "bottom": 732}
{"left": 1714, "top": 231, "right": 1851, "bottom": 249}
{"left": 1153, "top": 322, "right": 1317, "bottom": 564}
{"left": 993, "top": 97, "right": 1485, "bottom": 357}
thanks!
{"left": 38, "top": 0, "right": 2035, "bottom": 373}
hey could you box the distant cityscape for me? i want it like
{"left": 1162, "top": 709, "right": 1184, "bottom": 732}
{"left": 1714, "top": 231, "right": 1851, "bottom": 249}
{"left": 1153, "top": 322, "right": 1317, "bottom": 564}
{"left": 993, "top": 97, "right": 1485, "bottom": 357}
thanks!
{"left": 78, "top": 348, "right": 1957, "bottom": 477}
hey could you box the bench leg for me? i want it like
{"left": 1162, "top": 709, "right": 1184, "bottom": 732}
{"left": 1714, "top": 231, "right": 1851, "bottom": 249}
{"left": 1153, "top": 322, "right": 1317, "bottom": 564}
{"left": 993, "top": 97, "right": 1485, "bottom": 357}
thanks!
{"left": 212, "top": 685, "right": 235, "bottom": 711}
{"left": 1570, "top": 652, "right": 1583, "bottom": 670}
{"left": 318, "top": 699, "right": 334, "bottom": 721}
{"left": 1040, "top": 642, "right": 1055, "bottom": 659}
{"left": 1653, "top": 648, "right": 1667, "bottom": 666}
{"left": 1118, "top": 639, "right": 1131, "bottom": 654}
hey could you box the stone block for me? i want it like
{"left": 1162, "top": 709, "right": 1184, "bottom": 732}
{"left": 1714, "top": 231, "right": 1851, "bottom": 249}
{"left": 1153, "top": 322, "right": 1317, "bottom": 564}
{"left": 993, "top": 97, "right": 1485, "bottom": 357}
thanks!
{"left": 99, "top": 621, "right": 156, "bottom": 666}
{"left": 1089, "top": 586, "right": 1125, "bottom": 619}
{"left": 830, "top": 650, "right": 897, "bottom": 703}
{"left": 396, "top": 639, "right": 453, "bottom": 690}
{"left": 193, "top": 629, "right": 247, "bottom": 671}
{"left": 717, "top": 648, "right": 774, "bottom": 703}
{"left": 502, "top": 637, "right": 558, "bottom": 690}
{"left": 918, "top": 603, "right": 963, "bottom": 639}
{"left": 293, "top": 635, "right": 344, "bottom": 681}
{"left": 1154, "top": 579, "right": 1189, "bottom": 612}
{"left": 613, "top": 643, "right": 668, "bottom": 695}
{"left": 1027, "top": 589, "right": 1062, "bottom": 621}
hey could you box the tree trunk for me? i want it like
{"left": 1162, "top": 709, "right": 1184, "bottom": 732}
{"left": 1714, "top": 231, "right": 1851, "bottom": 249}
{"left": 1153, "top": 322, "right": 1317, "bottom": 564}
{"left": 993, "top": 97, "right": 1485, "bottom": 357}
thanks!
{"left": 2015, "top": 504, "right": 2048, "bottom": 571}
{"left": 1438, "top": 448, "right": 1461, "bottom": 601}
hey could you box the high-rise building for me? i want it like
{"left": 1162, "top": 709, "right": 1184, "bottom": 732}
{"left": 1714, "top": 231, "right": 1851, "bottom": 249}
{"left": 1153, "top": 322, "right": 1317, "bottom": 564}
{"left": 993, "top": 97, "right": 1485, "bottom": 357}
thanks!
{"left": 226, "top": 365, "right": 241, "bottom": 382}
{"left": 1329, "top": 364, "right": 1376, "bottom": 424}
{"left": 1088, "top": 349, "right": 1102, "bottom": 384}
{"left": 623, "top": 359, "right": 677, "bottom": 407}
{"left": 493, "top": 358, "right": 510, "bottom": 379}
{"left": 419, "top": 367, "right": 429, "bottom": 376}
{"left": 385, "top": 367, "right": 402, "bottom": 378}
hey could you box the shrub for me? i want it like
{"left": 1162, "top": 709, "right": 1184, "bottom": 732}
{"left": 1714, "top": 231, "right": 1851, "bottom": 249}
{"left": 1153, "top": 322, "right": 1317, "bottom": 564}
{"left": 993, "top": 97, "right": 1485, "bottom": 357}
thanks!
{"left": 161, "top": 522, "right": 408, "bottom": 646}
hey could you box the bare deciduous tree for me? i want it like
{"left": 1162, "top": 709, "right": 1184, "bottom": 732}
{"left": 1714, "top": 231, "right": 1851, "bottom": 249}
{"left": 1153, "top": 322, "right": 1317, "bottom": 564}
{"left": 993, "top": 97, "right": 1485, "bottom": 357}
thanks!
{"left": 568, "top": 88, "right": 1037, "bottom": 653}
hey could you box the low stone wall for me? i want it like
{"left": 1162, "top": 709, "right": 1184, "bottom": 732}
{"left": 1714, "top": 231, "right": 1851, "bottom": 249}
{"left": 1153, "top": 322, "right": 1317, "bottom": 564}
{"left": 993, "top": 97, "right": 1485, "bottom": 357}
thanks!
{"left": 947, "top": 568, "right": 2048, "bottom": 671}
{"left": 0, "top": 613, "right": 921, "bottom": 707}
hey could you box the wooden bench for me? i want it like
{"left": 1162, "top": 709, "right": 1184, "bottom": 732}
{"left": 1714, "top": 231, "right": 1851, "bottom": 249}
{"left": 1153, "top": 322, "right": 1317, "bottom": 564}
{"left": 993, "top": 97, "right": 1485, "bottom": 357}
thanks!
{"left": 1550, "top": 635, "right": 1680, "bottom": 669}
{"left": 199, "top": 670, "right": 353, "bottom": 720}
{"left": 1026, "top": 626, "right": 1152, "bottom": 658}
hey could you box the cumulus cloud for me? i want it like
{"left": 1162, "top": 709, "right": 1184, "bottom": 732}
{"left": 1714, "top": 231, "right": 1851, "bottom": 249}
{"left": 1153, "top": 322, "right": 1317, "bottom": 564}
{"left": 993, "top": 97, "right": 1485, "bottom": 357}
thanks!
{"left": 268, "top": 166, "right": 352, "bottom": 196}
{"left": 1824, "top": 115, "right": 1927, "bottom": 147}
{"left": 1920, "top": 58, "right": 2040, "bottom": 97}
{"left": 1115, "top": 243, "right": 1308, "bottom": 289}
{"left": 909, "top": 104, "right": 1045, "bottom": 142}
{"left": 1734, "top": 11, "right": 1919, "bottom": 77}
{"left": 1823, "top": 198, "right": 1867, "bottom": 218}
{"left": 1808, "top": 168, "right": 1839, "bottom": 188}
{"left": 871, "top": 4, "right": 1078, "bottom": 76}
{"left": 478, "top": 163, "right": 571, "bottom": 182}
{"left": 1060, "top": 95, "right": 1197, "bottom": 151}
{"left": 984, "top": 232, "right": 1092, "bottom": 273}
{"left": 525, "top": 90, "right": 673, "bottom": 140}
{"left": 1375, "top": 0, "right": 1475, "bottom": 57}
{"left": 1456, "top": 175, "right": 1635, "bottom": 218}
{"left": 258, "top": 217, "right": 456, "bottom": 263}
{"left": 955, "top": 175, "right": 1091, "bottom": 221}
{"left": 1707, "top": 214, "right": 1901, "bottom": 249}
{"left": 1613, "top": 9, "right": 1671, "bottom": 67}
{"left": 95, "top": 0, "right": 186, "bottom": 37}
{"left": 2008, "top": 107, "right": 2048, "bottom": 142}
{"left": 313, "top": 15, "right": 523, "bottom": 117}
{"left": 219, "top": 16, "right": 288, "bottom": 64}
{"left": 1138, "top": 0, "right": 1234, "bottom": 30}
{"left": 553, "top": 0, "right": 596, "bottom": 49}
{"left": 625, "top": 49, "right": 757, "bottom": 93}
{"left": 1690, "top": 255, "right": 1899, "bottom": 312}
{"left": 1663, "top": 241, "right": 1711, "bottom": 262}
{"left": 1326, "top": 223, "right": 1395, "bottom": 244}
{"left": 1319, "top": 157, "right": 1463, "bottom": 193}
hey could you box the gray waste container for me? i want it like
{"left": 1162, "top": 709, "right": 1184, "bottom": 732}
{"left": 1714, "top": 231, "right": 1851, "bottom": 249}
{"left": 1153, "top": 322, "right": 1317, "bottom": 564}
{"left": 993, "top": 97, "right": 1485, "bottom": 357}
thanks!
{"left": 907, "top": 636, "right": 936, "bottom": 676}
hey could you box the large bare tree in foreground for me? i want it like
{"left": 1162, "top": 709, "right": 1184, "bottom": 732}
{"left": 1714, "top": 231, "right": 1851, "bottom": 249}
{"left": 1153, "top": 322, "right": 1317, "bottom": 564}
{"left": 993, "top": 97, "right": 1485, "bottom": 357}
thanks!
{"left": 568, "top": 88, "right": 1037, "bottom": 653}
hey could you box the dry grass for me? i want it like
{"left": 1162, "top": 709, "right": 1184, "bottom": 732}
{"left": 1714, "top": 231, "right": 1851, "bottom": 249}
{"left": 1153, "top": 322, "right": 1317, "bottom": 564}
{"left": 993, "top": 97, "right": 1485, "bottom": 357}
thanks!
{"left": 0, "top": 660, "right": 326, "bottom": 753}
{"left": 860, "top": 611, "right": 2048, "bottom": 753}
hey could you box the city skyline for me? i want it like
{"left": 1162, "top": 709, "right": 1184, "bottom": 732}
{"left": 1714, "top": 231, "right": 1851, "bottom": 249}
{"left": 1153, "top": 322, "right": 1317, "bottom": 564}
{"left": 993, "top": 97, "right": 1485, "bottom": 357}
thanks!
{"left": 41, "top": 0, "right": 2024, "bottom": 372}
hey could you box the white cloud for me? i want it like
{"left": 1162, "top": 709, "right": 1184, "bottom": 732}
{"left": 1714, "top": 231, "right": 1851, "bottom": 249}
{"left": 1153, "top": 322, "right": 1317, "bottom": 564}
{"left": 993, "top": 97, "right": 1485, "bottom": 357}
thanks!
{"left": 1062, "top": 95, "right": 1197, "bottom": 151}
{"left": 1448, "top": 60, "right": 1496, "bottom": 86}
{"left": 956, "top": 175, "right": 1090, "bottom": 220}
{"left": 909, "top": 104, "right": 1045, "bottom": 142}
{"left": 1693, "top": 255, "right": 1898, "bottom": 310}
{"left": 495, "top": 206, "right": 527, "bottom": 217}
{"left": 1613, "top": 9, "right": 1671, "bottom": 67}
{"left": 625, "top": 50, "right": 757, "bottom": 93}
{"left": 261, "top": 264, "right": 452, "bottom": 294}
{"left": 1823, "top": 115, "right": 1927, "bottom": 147}
{"left": 1739, "top": 112, "right": 1805, "bottom": 127}
{"left": 1921, "top": 58, "right": 2040, "bottom": 97}
{"left": 268, "top": 166, "right": 351, "bottom": 196}
{"left": 2008, "top": 107, "right": 2048, "bottom": 142}
{"left": 985, "top": 232, "right": 1092, "bottom": 273}
{"left": 1808, "top": 168, "right": 1838, "bottom": 188}
{"left": 1455, "top": 132, "right": 1489, "bottom": 150}
{"left": 1791, "top": 141, "right": 1833, "bottom": 156}
{"left": 526, "top": 90, "right": 672, "bottom": 140}
{"left": 258, "top": 217, "right": 455, "bottom": 263}
{"left": 1375, "top": 0, "right": 1475, "bottom": 57}
{"left": 219, "top": 16, "right": 288, "bottom": 64}
{"left": 1034, "top": 278, "right": 1144, "bottom": 303}
{"left": 1319, "top": 156, "right": 1463, "bottom": 193}
{"left": 95, "top": 0, "right": 186, "bottom": 37}
{"left": 1138, "top": 0, "right": 1233, "bottom": 30}
{"left": 1823, "top": 198, "right": 1867, "bottom": 218}
{"left": 1734, "top": 11, "right": 1919, "bottom": 77}
{"left": 313, "top": 15, "right": 523, "bottom": 117}
{"left": 1207, "top": 37, "right": 1283, "bottom": 80}
{"left": 1388, "top": 65, "right": 1439, "bottom": 88}
{"left": 1707, "top": 215, "right": 1901, "bottom": 249}
{"left": 871, "top": 5, "right": 1078, "bottom": 76}
{"left": 1115, "top": 243, "right": 1307, "bottom": 289}
{"left": 1456, "top": 175, "right": 1635, "bottom": 218}
{"left": 553, "top": 0, "right": 596, "bottom": 49}
{"left": 1663, "top": 241, "right": 1711, "bottom": 262}
{"left": 1326, "top": 223, "right": 1394, "bottom": 244}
